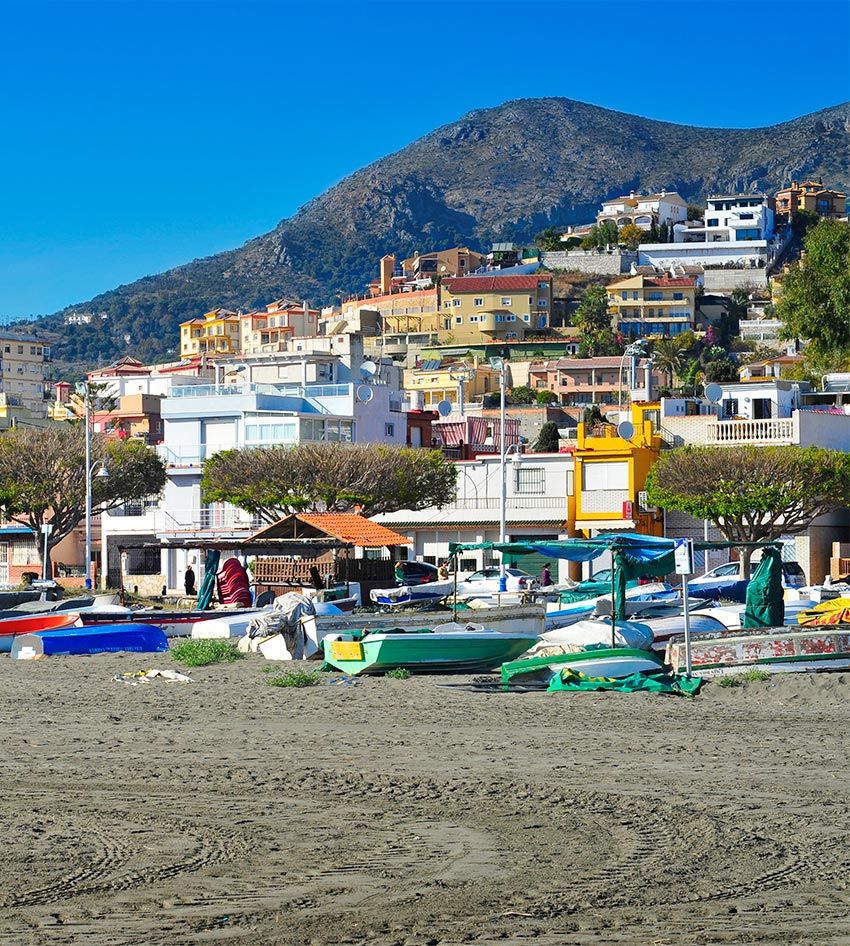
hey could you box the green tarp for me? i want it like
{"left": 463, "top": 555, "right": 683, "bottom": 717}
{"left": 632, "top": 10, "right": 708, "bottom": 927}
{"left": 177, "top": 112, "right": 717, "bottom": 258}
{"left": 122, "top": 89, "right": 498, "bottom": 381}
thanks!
{"left": 548, "top": 668, "right": 703, "bottom": 697}
{"left": 196, "top": 549, "right": 221, "bottom": 611}
{"left": 743, "top": 546, "right": 785, "bottom": 628}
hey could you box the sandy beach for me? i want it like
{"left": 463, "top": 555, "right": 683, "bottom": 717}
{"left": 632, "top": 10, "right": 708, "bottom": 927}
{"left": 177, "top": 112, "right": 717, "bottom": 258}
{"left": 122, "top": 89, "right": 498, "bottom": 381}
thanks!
{"left": 1, "top": 653, "right": 848, "bottom": 946}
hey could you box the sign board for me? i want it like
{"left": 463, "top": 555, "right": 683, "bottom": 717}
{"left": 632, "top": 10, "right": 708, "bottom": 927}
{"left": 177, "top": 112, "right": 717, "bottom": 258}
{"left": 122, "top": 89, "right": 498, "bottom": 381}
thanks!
{"left": 674, "top": 538, "right": 694, "bottom": 576}
{"left": 622, "top": 500, "right": 634, "bottom": 520}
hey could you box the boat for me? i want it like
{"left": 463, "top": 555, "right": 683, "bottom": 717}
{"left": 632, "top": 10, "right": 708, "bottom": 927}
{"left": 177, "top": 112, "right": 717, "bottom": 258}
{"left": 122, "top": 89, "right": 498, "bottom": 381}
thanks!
{"left": 0, "top": 612, "right": 82, "bottom": 653}
{"left": 639, "top": 613, "right": 729, "bottom": 652}
{"left": 666, "top": 626, "right": 850, "bottom": 677}
{"left": 530, "top": 619, "right": 655, "bottom": 653}
{"left": 11, "top": 623, "right": 169, "bottom": 660}
{"left": 544, "top": 582, "right": 672, "bottom": 629}
{"left": 369, "top": 580, "right": 456, "bottom": 608}
{"left": 320, "top": 621, "right": 539, "bottom": 675}
{"left": 502, "top": 647, "right": 665, "bottom": 686}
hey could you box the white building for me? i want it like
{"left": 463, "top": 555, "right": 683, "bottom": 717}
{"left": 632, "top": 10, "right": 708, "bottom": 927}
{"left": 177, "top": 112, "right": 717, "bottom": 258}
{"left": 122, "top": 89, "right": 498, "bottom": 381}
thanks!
{"left": 597, "top": 191, "right": 688, "bottom": 230}
{"left": 374, "top": 451, "right": 574, "bottom": 580}
{"left": 674, "top": 195, "right": 774, "bottom": 243}
{"left": 100, "top": 345, "right": 409, "bottom": 594}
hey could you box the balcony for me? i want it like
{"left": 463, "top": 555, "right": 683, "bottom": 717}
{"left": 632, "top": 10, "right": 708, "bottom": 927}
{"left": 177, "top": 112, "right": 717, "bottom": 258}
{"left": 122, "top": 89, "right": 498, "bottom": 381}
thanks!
{"left": 705, "top": 418, "right": 796, "bottom": 445}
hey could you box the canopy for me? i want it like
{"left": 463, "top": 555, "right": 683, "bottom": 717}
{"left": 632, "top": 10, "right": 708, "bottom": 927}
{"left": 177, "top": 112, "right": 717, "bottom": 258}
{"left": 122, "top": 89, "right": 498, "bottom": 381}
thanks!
{"left": 449, "top": 536, "right": 780, "bottom": 622}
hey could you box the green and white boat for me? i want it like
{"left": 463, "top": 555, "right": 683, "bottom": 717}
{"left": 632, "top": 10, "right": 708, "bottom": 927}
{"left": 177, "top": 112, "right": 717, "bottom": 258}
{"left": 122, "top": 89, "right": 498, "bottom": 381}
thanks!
{"left": 321, "top": 621, "right": 539, "bottom": 675}
{"left": 501, "top": 647, "right": 664, "bottom": 686}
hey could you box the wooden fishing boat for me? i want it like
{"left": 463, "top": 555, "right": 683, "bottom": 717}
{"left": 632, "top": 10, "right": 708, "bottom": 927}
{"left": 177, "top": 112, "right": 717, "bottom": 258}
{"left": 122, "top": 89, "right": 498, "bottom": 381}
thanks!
{"left": 0, "top": 612, "right": 82, "bottom": 653}
{"left": 321, "top": 622, "right": 539, "bottom": 675}
{"left": 501, "top": 647, "right": 664, "bottom": 686}
{"left": 666, "top": 626, "right": 850, "bottom": 677}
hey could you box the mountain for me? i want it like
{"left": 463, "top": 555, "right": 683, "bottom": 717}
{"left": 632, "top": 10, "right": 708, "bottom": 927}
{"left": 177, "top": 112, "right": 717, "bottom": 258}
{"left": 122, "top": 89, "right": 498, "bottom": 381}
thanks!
{"left": 35, "top": 97, "right": 850, "bottom": 365}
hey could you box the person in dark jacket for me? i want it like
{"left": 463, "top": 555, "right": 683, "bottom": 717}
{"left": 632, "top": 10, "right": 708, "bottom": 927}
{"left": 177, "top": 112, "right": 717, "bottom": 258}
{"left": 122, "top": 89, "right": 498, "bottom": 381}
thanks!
{"left": 184, "top": 565, "right": 196, "bottom": 596}
{"left": 540, "top": 563, "right": 552, "bottom": 587}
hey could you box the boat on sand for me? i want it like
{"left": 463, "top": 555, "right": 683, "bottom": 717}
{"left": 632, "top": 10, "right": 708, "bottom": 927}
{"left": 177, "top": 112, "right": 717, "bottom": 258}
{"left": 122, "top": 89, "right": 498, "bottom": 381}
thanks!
{"left": 0, "top": 612, "right": 82, "bottom": 653}
{"left": 321, "top": 621, "right": 538, "bottom": 675}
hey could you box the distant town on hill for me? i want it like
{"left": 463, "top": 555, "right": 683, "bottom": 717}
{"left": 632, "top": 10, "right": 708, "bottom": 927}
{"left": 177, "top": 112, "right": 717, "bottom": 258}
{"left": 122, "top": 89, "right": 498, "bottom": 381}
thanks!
{"left": 24, "top": 96, "right": 850, "bottom": 368}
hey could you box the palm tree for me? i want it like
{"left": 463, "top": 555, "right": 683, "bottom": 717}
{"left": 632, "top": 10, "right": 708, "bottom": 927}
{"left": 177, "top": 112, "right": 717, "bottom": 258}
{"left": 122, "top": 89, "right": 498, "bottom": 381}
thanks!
{"left": 652, "top": 337, "right": 686, "bottom": 388}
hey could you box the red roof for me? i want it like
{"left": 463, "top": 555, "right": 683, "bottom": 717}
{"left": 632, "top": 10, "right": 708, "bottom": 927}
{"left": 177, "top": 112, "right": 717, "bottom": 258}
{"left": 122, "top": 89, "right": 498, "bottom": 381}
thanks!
{"left": 442, "top": 275, "right": 549, "bottom": 292}
{"left": 250, "top": 513, "right": 409, "bottom": 547}
{"left": 644, "top": 277, "right": 697, "bottom": 288}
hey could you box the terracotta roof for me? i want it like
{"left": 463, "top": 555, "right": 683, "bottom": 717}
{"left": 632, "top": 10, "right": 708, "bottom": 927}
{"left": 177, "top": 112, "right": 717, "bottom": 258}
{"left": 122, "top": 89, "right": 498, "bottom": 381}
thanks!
{"left": 442, "top": 275, "right": 549, "bottom": 292}
{"left": 644, "top": 277, "right": 697, "bottom": 287}
{"left": 250, "top": 513, "right": 409, "bottom": 547}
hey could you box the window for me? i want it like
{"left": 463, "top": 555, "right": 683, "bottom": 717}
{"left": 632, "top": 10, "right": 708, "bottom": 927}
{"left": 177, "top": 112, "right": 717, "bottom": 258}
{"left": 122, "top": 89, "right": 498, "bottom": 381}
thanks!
{"left": 17, "top": 346, "right": 23, "bottom": 354}
{"left": 469, "top": 315, "right": 478, "bottom": 323}
{"left": 582, "top": 461, "right": 629, "bottom": 490}
{"left": 501, "top": 297, "right": 512, "bottom": 306}
{"left": 30, "top": 346, "right": 36, "bottom": 355}
{"left": 707, "top": 218, "right": 719, "bottom": 227}
{"left": 443, "top": 302, "right": 451, "bottom": 309}
{"left": 621, "top": 291, "right": 628, "bottom": 300}
{"left": 673, "top": 292, "right": 683, "bottom": 300}
{"left": 452, "top": 299, "right": 461, "bottom": 308}
{"left": 125, "top": 548, "right": 161, "bottom": 575}
{"left": 516, "top": 466, "right": 545, "bottom": 493}
{"left": 632, "top": 292, "right": 638, "bottom": 300}
{"left": 537, "top": 298, "right": 548, "bottom": 307}
{"left": 473, "top": 297, "right": 484, "bottom": 306}
{"left": 455, "top": 316, "right": 462, "bottom": 324}
{"left": 11, "top": 538, "right": 39, "bottom": 566}
{"left": 647, "top": 291, "right": 662, "bottom": 301}
{"left": 384, "top": 423, "right": 395, "bottom": 437}
{"left": 723, "top": 398, "right": 738, "bottom": 418}
{"left": 538, "top": 282, "right": 548, "bottom": 290}
{"left": 523, "top": 315, "right": 531, "bottom": 321}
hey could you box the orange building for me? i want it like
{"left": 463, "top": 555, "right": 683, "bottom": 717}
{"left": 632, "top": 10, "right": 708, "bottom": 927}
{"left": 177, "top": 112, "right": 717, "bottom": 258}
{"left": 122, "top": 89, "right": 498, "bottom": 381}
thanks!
{"left": 775, "top": 179, "right": 846, "bottom": 223}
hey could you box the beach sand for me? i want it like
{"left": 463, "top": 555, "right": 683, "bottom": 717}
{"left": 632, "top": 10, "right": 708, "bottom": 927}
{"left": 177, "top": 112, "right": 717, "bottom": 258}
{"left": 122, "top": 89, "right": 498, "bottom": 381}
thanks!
{"left": 1, "top": 653, "right": 848, "bottom": 945}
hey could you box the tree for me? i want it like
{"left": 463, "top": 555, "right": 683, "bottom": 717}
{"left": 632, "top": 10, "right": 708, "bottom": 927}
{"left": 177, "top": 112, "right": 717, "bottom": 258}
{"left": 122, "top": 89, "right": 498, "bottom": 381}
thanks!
{"left": 598, "top": 220, "right": 619, "bottom": 247}
{"left": 658, "top": 222, "right": 670, "bottom": 244}
{"left": 534, "top": 227, "right": 564, "bottom": 251}
{"left": 777, "top": 219, "right": 850, "bottom": 367}
{"left": 201, "top": 442, "right": 458, "bottom": 523}
{"left": 687, "top": 204, "right": 703, "bottom": 221}
{"left": 0, "top": 427, "right": 166, "bottom": 574}
{"left": 651, "top": 337, "right": 686, "bottom": 386}
{"left": 579, "top": 227, "right": 599, "bottom": 251}
{"left": 532, "top": 421, "right": 561, "bottom": 452}
{"left": 574, "top": 285, "right": 611, "bottom": 334}
{"left": 507, "top": 385, "right": 536, "bottom": 404}
{"left": 618, "top": 223, "right": 645, "bottom": 250}
{"left": 536, "top": 390, "right": 558, "bottom": 405}
{"left": 646, "top": 445, "right": 850, "bottom": 575}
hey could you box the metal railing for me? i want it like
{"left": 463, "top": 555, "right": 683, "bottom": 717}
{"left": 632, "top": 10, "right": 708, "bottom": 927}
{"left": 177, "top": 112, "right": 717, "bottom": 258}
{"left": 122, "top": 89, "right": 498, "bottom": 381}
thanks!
{"left": 706, "top": 418, "right": 796, "bottom": 445}
{"left": 169, "top": 382, "right": 352, "bottom": 399}
{"left": 448, "top": 496, "right": 564, "bottom": 510}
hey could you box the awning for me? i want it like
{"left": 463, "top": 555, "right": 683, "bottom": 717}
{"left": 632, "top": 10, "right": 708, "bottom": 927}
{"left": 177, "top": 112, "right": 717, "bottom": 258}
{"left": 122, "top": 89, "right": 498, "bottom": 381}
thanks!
{"left": 574, "top": 520, "right": 636, "bottom": 531}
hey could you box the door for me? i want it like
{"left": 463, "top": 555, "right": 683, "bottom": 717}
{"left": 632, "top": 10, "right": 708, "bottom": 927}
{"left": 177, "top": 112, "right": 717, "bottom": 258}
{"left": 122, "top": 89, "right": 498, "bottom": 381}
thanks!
{"left": 0, "top": 542, "right": 8, "bottom": 586}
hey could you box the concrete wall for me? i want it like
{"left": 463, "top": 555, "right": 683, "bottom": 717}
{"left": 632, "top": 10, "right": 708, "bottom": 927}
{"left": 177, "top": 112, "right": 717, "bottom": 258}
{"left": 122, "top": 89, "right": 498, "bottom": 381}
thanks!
{"left": 703, "top": 269, "right": 769, "bottom": 291}
{"left": 541, "top": 250, "right": 637, "bottom": 275}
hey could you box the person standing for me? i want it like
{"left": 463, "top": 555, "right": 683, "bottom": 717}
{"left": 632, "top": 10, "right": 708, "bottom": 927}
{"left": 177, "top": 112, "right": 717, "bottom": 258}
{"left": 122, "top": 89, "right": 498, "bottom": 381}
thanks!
{"left": 540, "top": 563, "right": 552, "bottom": 588}
{"left": 184, "top": 565, "right": 196, "bottom": 596}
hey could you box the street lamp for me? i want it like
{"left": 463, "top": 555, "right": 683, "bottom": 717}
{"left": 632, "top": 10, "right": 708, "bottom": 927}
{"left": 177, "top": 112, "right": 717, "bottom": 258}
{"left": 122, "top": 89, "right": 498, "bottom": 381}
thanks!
{"left": 40, "top": 523, "right": 53, "bottom": 582}
{"left": 618, "top": 340, "right": 647, "bottom": 416}
{"left": 80, "top": 381, "right": 110, "bottom": 591}
{"left": 448, "top": 363, "right": 476, "bottom": 417}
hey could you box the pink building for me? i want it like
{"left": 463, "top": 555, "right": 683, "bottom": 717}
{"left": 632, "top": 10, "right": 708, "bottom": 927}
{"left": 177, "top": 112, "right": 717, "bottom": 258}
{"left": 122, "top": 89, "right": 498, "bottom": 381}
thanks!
{"left": 528, "top": 357, "right": 662, "bottom": 411}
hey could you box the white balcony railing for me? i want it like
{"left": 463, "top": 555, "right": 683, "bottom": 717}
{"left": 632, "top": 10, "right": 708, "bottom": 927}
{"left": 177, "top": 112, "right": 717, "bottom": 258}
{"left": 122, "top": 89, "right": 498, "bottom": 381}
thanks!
{"left": 706, "top": 418, "right": 796, "bottom": 445}
{"left": 447, "top": 496, "right": 564, "bottom": 511}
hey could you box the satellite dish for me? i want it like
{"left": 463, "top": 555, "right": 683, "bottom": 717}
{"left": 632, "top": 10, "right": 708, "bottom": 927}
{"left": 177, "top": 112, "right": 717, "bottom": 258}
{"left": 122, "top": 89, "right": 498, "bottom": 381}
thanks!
{"left": 704, "top": 383, "right": 723, "bottom": 404}
{"left": 436, "top": 399, "right": 452, "bottom": 417}
{"left": 360, "top": 360, "right": 377, "bottom": 380}
{"left": 617, "top": 421, "right": 635, "bottom": 441}
{"left": 356, "top": 385, "right": 373, "bottom": 403}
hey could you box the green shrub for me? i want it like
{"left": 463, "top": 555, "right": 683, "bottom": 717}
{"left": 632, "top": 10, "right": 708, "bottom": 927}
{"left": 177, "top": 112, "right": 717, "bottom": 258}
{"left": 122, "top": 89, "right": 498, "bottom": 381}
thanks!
{"left": 714, "top": 668, "right": 772, "bottom": 687}
{"left": 170, "top": 639, "right": 243, "bottom": 667}
{"left": 386, "top": 667, "right": 411, "bottom": 680}
{"left": 266, "top": 669, "right": 321, "bottom": 688}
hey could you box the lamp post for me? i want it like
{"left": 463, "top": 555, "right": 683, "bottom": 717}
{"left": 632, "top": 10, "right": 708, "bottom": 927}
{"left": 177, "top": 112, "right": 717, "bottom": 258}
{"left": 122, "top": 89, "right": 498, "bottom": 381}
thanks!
{"left": 40, "top": 524, "right": 53, "bottom": 582}
{"left": 448, "top": 363, "right": 476, "bottom": 417}
{"left": 81, "top": 382, "right": 109, "bottom": 591}
{"left": 618, "top": 340, "right": 647, "bottom": 417}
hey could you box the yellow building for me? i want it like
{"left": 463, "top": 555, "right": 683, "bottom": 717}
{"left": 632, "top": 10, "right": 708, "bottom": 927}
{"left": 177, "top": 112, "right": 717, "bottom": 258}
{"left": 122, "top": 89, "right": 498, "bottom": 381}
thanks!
{"left": 179, "top": 308, "right": 241, "bottom": 358}
{"left": 439, "top": 274, "right": 553, "bottom": 344}
{"left": 403, "top": 360, "right": 500, "bottom": 409}
{"left": 775, "top": 179, "right": 846, "bottom": 223}
{"left": 606, "top": 275, "right": 698, "bottom": 338}
{"left": 571, "top": 403, "right": 663, "bottom": 537}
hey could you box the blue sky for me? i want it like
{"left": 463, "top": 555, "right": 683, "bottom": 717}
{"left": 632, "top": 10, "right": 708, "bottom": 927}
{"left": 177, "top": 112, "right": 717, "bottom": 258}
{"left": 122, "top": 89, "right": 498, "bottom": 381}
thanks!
{"left": 1, "top": 0, "right": 848, "bottom": 319}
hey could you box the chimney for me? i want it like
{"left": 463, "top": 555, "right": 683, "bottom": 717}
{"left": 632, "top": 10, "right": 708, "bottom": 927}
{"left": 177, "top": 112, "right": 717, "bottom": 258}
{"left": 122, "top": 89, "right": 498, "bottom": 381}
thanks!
{"left": 380, "top": 255, "right": 395, "bottom": 295}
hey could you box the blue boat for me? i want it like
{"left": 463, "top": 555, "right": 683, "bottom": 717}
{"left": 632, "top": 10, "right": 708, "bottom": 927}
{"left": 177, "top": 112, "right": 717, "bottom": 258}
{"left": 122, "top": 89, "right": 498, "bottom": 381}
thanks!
{"left": 10, "top": 623, "right": 168, "bottom": 659}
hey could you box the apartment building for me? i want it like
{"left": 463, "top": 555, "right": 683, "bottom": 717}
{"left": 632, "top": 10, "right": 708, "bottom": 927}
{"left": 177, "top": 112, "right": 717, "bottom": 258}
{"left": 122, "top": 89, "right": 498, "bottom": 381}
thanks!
{"left": 528, "top": 357, "right": 661, "bottom": 410}
{"left": 606, "top": 274, "right": 699, "bottom": 337}
{"left": 675, "top": 195, "right": 774, "bottom": 243}
{"left": 179, "top": 309, "right": 241, "bottom": 358}
{"left": 240, "top": 300, "right": 318, "bottom": 355}
{"left": 439, "top": 274, "right": 553, "bottom": 344}
{"left": 0, "top": 331, "right": 51, "bottom": 422}
{"left": 403, "top": 359, "right": 501, "bottom": 409}
{"left": 400, "top": 247, "right": 484, "bottom": 279}
{"left": 775, "top": 179, "right": 846, "bottom": 223}
{"left": 596, "top": 191, "right": 688, "bottom": 230}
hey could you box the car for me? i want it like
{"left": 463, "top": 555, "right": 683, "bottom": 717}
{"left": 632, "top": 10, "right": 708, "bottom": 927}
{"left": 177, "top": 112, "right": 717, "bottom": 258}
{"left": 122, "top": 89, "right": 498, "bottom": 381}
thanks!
{"left": 394, "top": 561, "right": 440, "bottom": 586}
{"left": 690, "top": 559, "right": 806, "bottom": 593}
{"left": 458, "top": 566, "right": 536, "bottom": 594}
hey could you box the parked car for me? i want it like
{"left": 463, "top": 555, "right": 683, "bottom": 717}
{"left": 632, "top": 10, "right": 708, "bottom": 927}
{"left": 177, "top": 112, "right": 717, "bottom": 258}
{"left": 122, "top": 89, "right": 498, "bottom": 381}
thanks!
{"left": 690, "top": 559, "right": 806, "bottom": 595}
{"left": 394, "top": 561, "right": 440, "bottom": 586}
{"left": 458, "top": 566, "right": 536, "bottom": 594}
